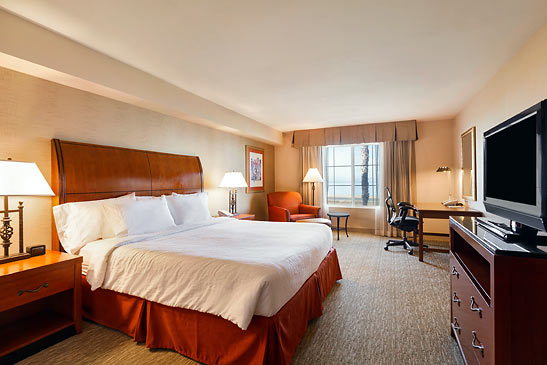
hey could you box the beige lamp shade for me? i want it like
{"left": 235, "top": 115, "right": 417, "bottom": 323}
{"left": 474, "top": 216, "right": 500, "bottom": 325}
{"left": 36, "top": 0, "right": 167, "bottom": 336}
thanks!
{"left": 0, "top": 160, "right": 54, "bottom": 196}
{"left": 303, "top": 168, "right": 324, "bottom": 183}
{"left": 219, "top": 171, "right": 248, "bottom": 188}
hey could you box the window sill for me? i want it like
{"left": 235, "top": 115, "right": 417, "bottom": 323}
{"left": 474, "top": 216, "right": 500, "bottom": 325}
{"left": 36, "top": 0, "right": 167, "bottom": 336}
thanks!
{"left": 328, "top": 205, "right": 379, "bottom": 210}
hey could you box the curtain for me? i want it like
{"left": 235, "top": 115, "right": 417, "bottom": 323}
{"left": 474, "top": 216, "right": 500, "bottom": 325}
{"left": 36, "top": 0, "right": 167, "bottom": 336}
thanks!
{"left": 301, "top": 146, "right": 328, "bottom": 218}
{"left": 375, "top": 140, "right": 416, "bottom": 237}
{"left": 293, "top": 120, "right": 417, "bottom": 147}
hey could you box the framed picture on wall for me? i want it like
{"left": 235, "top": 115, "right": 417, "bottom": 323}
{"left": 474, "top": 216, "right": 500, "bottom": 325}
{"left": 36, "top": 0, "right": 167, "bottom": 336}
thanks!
{"left": 245, "top": 145, "right": 264, "bottom": 193}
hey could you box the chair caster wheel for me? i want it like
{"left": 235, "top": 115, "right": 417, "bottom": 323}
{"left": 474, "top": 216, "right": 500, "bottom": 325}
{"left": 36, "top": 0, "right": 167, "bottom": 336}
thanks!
{"left": 408, "top": 250, "right": 413, "bottom": 255}
{"left": 384, "top": 246, "right": 389, "bottom": 251}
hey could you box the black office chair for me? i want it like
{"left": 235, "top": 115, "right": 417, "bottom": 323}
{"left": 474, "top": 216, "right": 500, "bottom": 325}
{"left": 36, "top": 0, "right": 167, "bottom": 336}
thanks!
{"left": 384, "top": 187, "right": 419, "bottom": 255}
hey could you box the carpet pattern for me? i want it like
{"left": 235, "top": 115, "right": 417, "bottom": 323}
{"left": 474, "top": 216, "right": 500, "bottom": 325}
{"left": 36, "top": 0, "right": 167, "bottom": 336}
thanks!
{"left": 20, "top": 233, "right": 463, "bottom": 365}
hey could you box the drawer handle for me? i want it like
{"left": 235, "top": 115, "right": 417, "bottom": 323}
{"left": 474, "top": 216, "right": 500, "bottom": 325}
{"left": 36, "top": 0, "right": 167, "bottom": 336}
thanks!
{"left": 470, "top": 296, "right": 482, "bottom": 318}
{"left": 451, "top": 266, "right": 459, "bottom": 278}
{"left": 471, "top": 331, "right": 485, "bottom": 357}
{"left": 452, "top": 292, "right": 461, "bottom": 306}
{"left": 18, "top": 282, "right": 49, "bottom": 296}
{"left": 452, "top": 317, "right": 461, "bottom": 334}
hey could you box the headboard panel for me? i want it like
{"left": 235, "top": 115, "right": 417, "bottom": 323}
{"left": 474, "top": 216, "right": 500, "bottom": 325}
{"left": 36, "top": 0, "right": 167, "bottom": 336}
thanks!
{"left": 51, "top": 139, "right": 203, "bottom": 251}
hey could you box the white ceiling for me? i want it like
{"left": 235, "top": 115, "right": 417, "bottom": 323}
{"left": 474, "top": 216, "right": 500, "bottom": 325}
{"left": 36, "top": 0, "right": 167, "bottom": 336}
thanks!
{"left": 1, "top": 0, "right": 546, "bottom": 131}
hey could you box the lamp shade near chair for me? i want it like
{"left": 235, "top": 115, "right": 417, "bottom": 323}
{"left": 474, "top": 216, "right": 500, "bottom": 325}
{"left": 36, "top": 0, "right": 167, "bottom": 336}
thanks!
{"left": 219, "top": 171, "right": 248, "bottom": 214}
{"left": 302, "top": 168, "right": 323, "bottom": 206}
{"left": 0, "top": 159, "right": 54, "bottom": 264}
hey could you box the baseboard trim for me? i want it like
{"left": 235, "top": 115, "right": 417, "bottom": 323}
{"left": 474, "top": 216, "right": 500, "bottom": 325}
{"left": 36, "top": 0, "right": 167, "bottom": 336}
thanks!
{"left": 343, "top": 228, "right": 375, "bottom": 234}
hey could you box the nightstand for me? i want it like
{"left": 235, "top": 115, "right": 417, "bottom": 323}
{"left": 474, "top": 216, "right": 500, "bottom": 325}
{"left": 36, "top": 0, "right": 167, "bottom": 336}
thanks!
{"left": 234, "top": 213, "right": 255, "bottom": 220}
{"left": 0, "top": 251, "right": 82, "bottom": 361}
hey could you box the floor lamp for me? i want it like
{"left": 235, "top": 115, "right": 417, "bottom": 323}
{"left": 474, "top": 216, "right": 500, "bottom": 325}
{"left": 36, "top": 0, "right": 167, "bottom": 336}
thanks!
{"left": 303, "top": 168, "right": 324, "bottom": 206}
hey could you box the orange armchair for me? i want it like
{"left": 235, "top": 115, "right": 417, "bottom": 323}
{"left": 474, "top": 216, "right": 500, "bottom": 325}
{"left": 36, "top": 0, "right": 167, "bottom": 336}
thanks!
{"left": 267, "top": 192, "right": 321, "bottom": 222}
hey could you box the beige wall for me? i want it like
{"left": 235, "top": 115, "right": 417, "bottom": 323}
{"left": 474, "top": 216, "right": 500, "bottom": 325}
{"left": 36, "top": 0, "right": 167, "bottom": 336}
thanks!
{"left": 0, "top": 67, "right": 275, "bottom": 250}
{"left": 452, "top": 23, "right": 547, "bottom": 216}
{"left": 274, "top": 120, "right": 455, "bottom": 232}
{"left": 0, "top": 10, "right": 282, "bottom": 145}
{"left": 274, "top": 132, "right": 301, "bottom": 192}
{"left": 415, "top": 119, "right": 455, "bottom": 233}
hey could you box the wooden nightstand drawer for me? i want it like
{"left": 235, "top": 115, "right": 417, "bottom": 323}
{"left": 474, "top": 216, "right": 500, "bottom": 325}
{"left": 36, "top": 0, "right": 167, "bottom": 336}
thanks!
{"left": 0, "top": 264, "right": 74, "bottom": 312}
{"left": 0, "top": 251, "right": 82, "bottom": 361}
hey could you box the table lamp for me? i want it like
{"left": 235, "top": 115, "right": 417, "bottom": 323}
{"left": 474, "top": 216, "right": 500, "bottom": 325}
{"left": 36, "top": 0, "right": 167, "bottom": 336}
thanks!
{"left": 303, "top": 168, "right": 323, "bottom": 206}
{"left": 219, "top": 172, "right": 248, "bottom": 214}
{"left": 0, "top": 159, "right": 54, "bottom": 264}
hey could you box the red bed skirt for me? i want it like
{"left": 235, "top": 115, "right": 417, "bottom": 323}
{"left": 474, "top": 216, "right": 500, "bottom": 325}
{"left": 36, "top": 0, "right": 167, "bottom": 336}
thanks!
{"left": 83, "top": 248, "right": 342, "bottom": 365}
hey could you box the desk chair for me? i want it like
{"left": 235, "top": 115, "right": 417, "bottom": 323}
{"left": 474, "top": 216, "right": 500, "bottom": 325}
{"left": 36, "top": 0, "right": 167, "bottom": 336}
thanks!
{"left": 384, "top": 187, "right": 419, "bottom": 255}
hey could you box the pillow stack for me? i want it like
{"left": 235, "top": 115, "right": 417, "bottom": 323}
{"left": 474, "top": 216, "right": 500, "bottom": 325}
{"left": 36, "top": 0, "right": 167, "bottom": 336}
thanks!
{"left": 53, "top": 192, "right": 213, "bottom": 254}
{"left": 53, "top": 193, "right": 135, "bottom": 254}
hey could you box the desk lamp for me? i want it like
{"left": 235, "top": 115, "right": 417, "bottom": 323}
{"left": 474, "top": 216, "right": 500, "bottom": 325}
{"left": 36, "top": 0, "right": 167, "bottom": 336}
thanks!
{"left": 436, "top": 166, "right": 453, "bottom": 202}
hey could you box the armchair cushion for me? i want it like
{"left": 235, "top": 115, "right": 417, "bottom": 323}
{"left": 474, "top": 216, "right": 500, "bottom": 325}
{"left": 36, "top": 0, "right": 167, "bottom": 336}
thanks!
{"left": 289, "top": 213, "right": 315, "bottom": 222}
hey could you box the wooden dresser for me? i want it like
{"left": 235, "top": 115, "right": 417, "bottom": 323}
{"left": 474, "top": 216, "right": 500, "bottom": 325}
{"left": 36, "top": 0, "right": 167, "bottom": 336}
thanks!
{"left": 0, "top": 251, "right": 82, "bottom": 361}
{"left": 449, "top": 217, "right": 547, "bottom": 364}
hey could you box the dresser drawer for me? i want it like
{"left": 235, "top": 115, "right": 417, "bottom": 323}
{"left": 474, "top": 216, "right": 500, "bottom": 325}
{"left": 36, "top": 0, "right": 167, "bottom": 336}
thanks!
{"left": 0, "top": 264, "right": 75, "bottom": 312}
{"left": 450, "top": 254, "right": 492, "bottom": 364}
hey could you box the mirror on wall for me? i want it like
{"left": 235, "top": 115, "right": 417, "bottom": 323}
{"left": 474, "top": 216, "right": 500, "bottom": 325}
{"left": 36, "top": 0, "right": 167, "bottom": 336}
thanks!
{"left": 461, "top": 126, "right": 476, "bottom": 201}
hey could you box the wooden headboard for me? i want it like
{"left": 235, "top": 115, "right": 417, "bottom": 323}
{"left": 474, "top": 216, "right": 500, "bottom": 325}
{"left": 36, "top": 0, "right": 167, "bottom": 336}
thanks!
{"left": 51, "top": 139, "right": 203, "bottom": 251}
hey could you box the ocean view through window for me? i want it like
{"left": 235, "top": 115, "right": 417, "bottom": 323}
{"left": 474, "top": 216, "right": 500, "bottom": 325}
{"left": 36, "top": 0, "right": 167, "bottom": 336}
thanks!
{"left": 325, "top": 143, "right": 380, "bottom": 207}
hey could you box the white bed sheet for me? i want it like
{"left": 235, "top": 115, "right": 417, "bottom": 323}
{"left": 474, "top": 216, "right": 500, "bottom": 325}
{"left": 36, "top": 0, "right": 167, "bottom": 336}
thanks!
{"left": 80, "top": 218, "right": 333, "bottom": 330}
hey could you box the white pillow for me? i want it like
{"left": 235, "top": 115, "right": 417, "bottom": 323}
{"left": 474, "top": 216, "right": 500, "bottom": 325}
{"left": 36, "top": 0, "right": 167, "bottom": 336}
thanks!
{"left": 166, "top": 192, "right": 212, "bottom": 225}
{"left": 102, "top": 196, "right": 176, "bottom": 237}
{"left": 53, "top": 193, "right": 135, "bottom": 254}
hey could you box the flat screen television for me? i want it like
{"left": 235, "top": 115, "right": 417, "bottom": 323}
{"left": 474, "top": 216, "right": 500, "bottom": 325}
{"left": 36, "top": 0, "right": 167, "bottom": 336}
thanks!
{"left": 484, "top": 100, "right": 547, "bottom": 233}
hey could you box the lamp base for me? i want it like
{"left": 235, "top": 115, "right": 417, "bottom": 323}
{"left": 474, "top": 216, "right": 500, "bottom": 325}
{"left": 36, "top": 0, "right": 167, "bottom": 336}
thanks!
{"left": 0, "top": 252, "right": 31, "bottom": 265}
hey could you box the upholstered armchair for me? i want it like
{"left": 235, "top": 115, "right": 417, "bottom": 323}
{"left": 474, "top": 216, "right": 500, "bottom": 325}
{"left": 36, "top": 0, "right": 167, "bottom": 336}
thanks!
{"left": 267, "top": 192, "right": 321, "bottom": 222}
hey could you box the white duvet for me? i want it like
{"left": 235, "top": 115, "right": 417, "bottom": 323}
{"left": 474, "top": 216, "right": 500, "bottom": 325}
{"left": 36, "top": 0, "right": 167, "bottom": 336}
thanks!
{"left": 80, "top": 218, "right": 333, "bottom": 330}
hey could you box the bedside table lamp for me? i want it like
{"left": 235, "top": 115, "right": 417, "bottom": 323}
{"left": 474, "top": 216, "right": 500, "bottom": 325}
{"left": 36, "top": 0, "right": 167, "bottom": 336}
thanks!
{"left": 219, "top": 172, "right": 248, "bottom": 214}
{"left": 303, "top": 168, "right": 323, "bottom": 206}
{"left": 0, "top": 159, "right": 54, "bottom": 264}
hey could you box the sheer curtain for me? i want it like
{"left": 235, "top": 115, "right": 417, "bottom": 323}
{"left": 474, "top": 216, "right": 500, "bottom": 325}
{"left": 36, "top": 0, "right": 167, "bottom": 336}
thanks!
{"left": 301, "top": 146, "right": 328, "bottom": 218}
{"left": 375, "top": 141, "right": 416, "bottom": 237}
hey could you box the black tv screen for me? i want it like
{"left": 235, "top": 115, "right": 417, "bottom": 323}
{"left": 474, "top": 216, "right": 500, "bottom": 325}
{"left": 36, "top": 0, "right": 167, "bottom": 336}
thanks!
{"left": 485, "top": 113, "right": 537, "bottom": 206}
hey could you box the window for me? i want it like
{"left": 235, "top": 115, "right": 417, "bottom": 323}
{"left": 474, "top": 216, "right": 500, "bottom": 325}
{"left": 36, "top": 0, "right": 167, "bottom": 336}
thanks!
{"left": 325, "top": 143, "right": 380, "bottom": 207}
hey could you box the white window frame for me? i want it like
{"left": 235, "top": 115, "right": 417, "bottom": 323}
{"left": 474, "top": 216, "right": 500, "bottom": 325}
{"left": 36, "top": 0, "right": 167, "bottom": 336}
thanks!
{"left": 325, "top": 143, "right": 380, "bottom": 208}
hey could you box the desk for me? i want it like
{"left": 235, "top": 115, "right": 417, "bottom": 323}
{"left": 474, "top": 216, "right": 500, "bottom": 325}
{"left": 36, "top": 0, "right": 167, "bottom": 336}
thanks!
{"left": 415, "top": 203, "right": 482, "bottom": 262}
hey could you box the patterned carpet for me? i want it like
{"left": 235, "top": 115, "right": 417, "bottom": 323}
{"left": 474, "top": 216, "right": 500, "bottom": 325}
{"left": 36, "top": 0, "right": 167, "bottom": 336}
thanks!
{"left": 20, "top": 232, "right": 463, "bottom": 365}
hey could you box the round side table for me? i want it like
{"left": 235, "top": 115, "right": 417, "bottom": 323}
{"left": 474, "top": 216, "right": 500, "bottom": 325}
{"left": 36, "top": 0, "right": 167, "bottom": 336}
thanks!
{"left": 327, "top": 212, "right": 350, "bottom": 240}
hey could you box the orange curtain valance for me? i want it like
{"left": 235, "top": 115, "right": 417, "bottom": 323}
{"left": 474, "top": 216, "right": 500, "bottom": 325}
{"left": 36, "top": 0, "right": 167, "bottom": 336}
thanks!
{"left": 292, "top": 120, "right": 417, "bottom": 147}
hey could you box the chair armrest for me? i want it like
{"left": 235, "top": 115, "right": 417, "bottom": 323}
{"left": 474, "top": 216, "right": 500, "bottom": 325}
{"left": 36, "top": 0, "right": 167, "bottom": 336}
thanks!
{"left": 398, "top": 201, "right": 413, "bottom": 207}
{"left": 399, "top": 205, "right": 418, "bottom": 218}
{"left": 268, "top": 206, "right": 290, "bottom": 222}
{"left": 299, "top": 204, "right": 321, "bottom": 218}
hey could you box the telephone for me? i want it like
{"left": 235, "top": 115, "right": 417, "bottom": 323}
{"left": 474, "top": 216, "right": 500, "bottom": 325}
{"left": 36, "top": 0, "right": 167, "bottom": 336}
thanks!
{"left": 218, "top": 210, "right": 234, "bottom": 217}
{"left": 442, "top": 199, "right": 464, "bottom": 207}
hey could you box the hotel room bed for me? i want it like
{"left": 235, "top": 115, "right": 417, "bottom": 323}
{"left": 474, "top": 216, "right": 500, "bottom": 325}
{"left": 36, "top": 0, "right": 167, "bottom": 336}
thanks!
{"left": 51, "top": 139, "right": 342, "bottom": 365}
